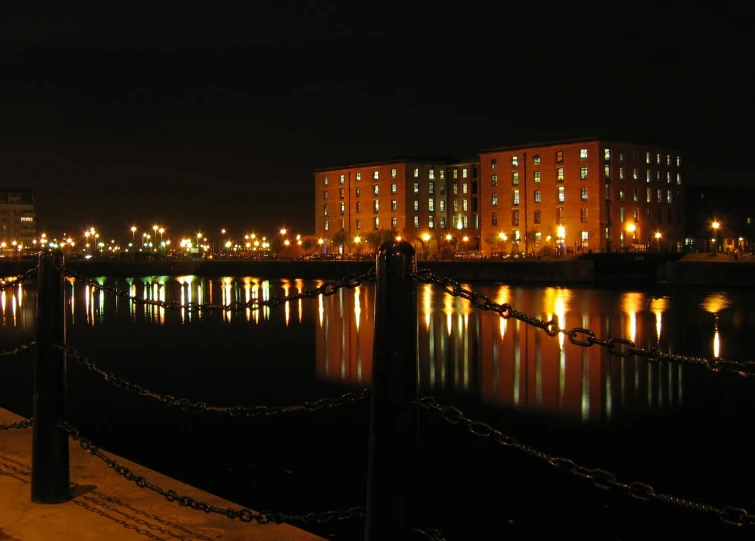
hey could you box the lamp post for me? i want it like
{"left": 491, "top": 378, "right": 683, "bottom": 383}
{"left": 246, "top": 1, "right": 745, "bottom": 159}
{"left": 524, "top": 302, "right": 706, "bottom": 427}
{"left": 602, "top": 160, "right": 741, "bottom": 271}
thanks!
{"left": 556, "top": 226, "right": 565, "bottom": 256}
{"left": 498, "top": 231, "right": 507, "bottom": 255}
{"left": 654, "top": 231, "right": 662, "bottom": 252}
{"left": 712, "top": 221, "right": 720, "bottom": 253}
{"left": 626, "top": 224, "right": 636, "bottom": 252}
{"left": 462, "top": 235, "right": 469, "bottom": 254}
{"left": 421, "top": 233, "right": 430, "bottom": 260}
{"left": 130, "top": 226, "right": 136, "bottom": 250}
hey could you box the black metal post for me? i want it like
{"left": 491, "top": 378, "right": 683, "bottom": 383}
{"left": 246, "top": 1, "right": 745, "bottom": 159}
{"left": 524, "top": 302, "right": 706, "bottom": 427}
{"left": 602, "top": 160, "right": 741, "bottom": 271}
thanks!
{"left": 31, "top": 251, "right": 70, "bottom": 503}
{"left": 365, "top": 240, "right": 419, "bottom": 541}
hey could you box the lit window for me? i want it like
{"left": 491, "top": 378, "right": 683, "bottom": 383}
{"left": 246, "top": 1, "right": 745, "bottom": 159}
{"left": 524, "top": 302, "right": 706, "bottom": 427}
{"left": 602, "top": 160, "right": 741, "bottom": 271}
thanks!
{"left": 355, "top": 187, "right": 360, "bottom": 197}
{"left": 324, "top": 220, "right": 329, "bottom": 231}
{"left": 492, "top": 193, "right": 498, "bottom": 206}
{"left": 413, "top": 168, "right": 419, "bottom": 178}
{"left": 676, "top": 173, "right": 682, "bottom": 185}
{"left": 512, "top": 172, "right": 519, "bottom": 185}
{"left": 633, "top": 169, "right": 638, "bottom": 180}
{"left": 391, "top": 168, "right": 397, "bottom": 178}
{"left": 647, "top": 188, "right": 652, "bottom": 202}
{"left": 604, "top": 165, "right": 610, "bottom": 179}
{"left": 356, "top": 202, "right": 361, "bottom": 213}
{"left": 580, "top": 148, "right": 588, "bottom": 159}
{"left": 513, "top": 189, "right": 520, "bottom": 205}
{"left": 413, "top": 200, "right": 419, "bottom": 211}
{"left": 533, "top": 154, "right": 540, "bottom": 165}
{"left": 604, "top": 148, "right": 611, "bottom": 160}
{"left": 453, "top": 170, "right": 458, "bottom": 179}
{"left": 429, "top": 169, "right": 435, "bottom": 180}
{"left": 619, "top": 167, "right": 624, "bottom": 180}
{"left": 429, "top": 182, "right": 434, "bottom": 195}
{"left": 511, "top": 155, "right": 519, "bottom": 168}
{"left": 374, "top": 217, "right": 380, "bottom": 230}
{"left": 323, "top": 191, "right": 329, "bottom": 199}
{"left": 373, "top": 170, "right": 379, "bottom": 180}
{"left": 340, "top": 174, "right": 345, "bottom": 184}
{"left": 391, "top": 183, "right": 397, "bottom": 193}
{"left": 323, "top": 176, "right": 329, "bottom": 185}
{"left": 491, "top": 159, "right": 497, "bottom": 169}
{"left": 429, "top": 217, "right": 434, "bottom": 229}
{"left": 373, "top": 200, "right": 379, "bottom": 212}
{"left": 413, "top": 216, "right": 419, "bottom": 227}
{"left": 414, "top": 183, "right": 420, "bottom": 193}
{"left": 340, "top": 202, "right": 345, "bottom": 214}
{"left": 557, "top": 168, "right": 564, "bottom": 182}
{"left": 646, "top": 170, "right": 652, "bottom": 183}
{"left": 428, "top": 199, "right": 434, "bottom": 212}
{"left": 462, "top": 168, "right": 468, "bottom": 178}
{"left": 491, "top": 174, "right": 498, "bottom": 186}
{"left": 556, "top": 151, "right": 563, "bottom": 163}
{"left": 580, "top": 167, "right": 588, "bottom": 180}
{"left": 676, "top": 156, "right": 681, "bottom": 167}
{"left": 356, "top": 219, "right": 361, "bottom": 230}
{"left": 462, "top": 199, "right": 468, "bottom": 211}
{"left": 646, "top": 152, "right": 651, "bottom": 164}
{"left": 667, "top": 190, "right": 673, "bottom": 203}
{"left": 356, "top": 173, "right": 361, "bottom": 181}
{"left": 391, "top": 200, "right": 397, "bottom": 211}
{"left": 373, "top": 185, "right": 379, "bottom": 196}
{"left": 580, "top": 187, "right": 588, "bottom": 201}
{"left": 557, "top": 186, "right": 565, "bottom": 202}
{"left": 439, "top": 200, "right": 445, "bottom": 212}
{"left": 533, "top": 171, "right": 540, "bottom": 183}
{"left": 534, "top": 190, "right": 541, "bottom": 203}
{"left": 391, "top": 217, "right": 397, "bottom": 228}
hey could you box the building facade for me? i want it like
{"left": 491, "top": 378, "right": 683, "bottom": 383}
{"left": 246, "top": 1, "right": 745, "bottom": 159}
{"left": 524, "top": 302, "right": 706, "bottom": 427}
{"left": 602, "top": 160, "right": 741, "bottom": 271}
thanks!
{"left": 478, "top": 138, "right": 685, "bottom": 253}
{"left": 0, "top": 187, "right": 36, "bottom": 256}
{"left": 314, "top": 138, "right": 686, "bottom": 254}
{"left": 314, "top": 159, "right": 469, "bottom": 252}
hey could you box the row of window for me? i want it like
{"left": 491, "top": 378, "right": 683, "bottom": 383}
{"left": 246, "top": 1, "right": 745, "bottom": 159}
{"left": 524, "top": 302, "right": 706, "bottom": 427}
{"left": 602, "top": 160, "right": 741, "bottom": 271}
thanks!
{"left": 491, "top": 187, "right": 677, "bottom": 206}
{"left": 489, "top": 149, "right": 682, "bottom": 168}
{"left": 322, "top": 166, "right": 479, "bottom": 186}
{"left": 491, "top": 205, "right": 681, "bottom": 227}
{"left": 490, "top": 168, "right": 682, "bottom": 185}
{"left": 323, "top": 182, "right": 450, "bottom": 200}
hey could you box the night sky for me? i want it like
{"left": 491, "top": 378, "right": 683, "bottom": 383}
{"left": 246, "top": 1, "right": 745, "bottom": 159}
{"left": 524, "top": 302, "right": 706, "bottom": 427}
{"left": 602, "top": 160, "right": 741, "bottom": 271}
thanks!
{"left": 0, "top": 2, "right": 751, "bottom": 241}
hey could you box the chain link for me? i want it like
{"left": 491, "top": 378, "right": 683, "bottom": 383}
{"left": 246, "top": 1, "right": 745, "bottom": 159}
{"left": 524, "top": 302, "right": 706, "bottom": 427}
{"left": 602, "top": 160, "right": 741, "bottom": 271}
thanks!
{"left": 417, "top": 396, "right": 755, "bottom": 528}
{"left": 0, "top": 342, "right": 36, "bottom": 359}
{"left": 413, "top": 527, "right": 448, "bottom": 540}
{"left": 61, "top": 267, "right": 375, "bottom": 313}
{"left": 0, "top": 418, "right": 32, "bottom": 430}
{"left": 0, "top": 265, "right": 38, "bottom": 291}
{"left": 411, "top": 270, "right": 755, "bottom": 378}
{"left": 57, "top": 343, "right": 371, "bottom": 416}
{"left": 58, "top": 422, "right": 365, "bottom": 524}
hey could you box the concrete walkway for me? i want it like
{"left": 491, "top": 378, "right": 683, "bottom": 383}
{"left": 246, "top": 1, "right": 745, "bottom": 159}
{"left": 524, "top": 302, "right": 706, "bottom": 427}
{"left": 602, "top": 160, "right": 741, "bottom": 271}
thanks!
{"left": 0, "top": 408, "right": 325, "bottom": 541}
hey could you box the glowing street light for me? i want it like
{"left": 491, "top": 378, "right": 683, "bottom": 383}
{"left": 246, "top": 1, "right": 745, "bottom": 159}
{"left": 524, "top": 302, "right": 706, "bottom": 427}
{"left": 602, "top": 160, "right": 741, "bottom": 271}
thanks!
{"left": 131, "top": 226, "right": 136, "bottom": 247}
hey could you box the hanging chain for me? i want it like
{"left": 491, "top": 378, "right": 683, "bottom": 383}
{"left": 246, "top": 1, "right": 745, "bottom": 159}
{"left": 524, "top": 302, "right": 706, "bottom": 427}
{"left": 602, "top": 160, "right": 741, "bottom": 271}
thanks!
{"left": 0, "top": 265, "right": 38, "bottom": 291}
{"left": 417, "top": 396, "right": 755, "bottom": 528}
{"left": 0, "top": 418, "right": 32, "bottom": 430}
{"left": 57, "top": 343, "right": 370, "bottom": 416}
{"left": 61, "top": 267, "right": 375, "bottom": 312}
{"left": 413, "top": 527, "right": 448, "bottom": 540}
{"left": 58, "top": 422, "right": 365, "bottom": 524}
{"left": 0, "top": 342, "right": 36, "bottom": 359}
{"left": 411, "top": 270, "right": 755, "bottom": 378}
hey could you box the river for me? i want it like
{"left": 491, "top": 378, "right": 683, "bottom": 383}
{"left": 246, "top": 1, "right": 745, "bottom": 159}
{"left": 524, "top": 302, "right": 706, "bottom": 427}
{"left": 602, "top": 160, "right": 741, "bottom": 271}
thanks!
{"left": 1, "top": 273, "right": 753, "bottom": 540}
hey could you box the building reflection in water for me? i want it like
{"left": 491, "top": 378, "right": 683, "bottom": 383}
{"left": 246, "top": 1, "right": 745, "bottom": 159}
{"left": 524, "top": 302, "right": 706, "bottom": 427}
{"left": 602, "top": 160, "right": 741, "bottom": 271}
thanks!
{"left": 53, "top": 276, "right": 740, "bottom": 423}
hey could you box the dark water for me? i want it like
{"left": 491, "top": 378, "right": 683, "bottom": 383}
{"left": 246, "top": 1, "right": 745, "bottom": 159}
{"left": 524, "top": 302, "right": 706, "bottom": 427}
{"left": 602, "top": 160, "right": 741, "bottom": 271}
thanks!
{"left": 1, "top": 274, "right": 754, "bottom": 540}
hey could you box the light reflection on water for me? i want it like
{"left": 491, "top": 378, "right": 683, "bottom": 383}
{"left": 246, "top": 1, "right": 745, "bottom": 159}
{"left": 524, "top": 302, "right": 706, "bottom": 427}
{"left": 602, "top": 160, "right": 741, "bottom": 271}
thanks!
{"left": 1, "top": 276, "right": 747, "bottom": 424}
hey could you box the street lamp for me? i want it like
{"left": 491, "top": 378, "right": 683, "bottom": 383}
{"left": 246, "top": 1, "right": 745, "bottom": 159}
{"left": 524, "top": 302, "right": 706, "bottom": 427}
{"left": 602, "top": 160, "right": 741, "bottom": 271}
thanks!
{"left": 462, "top": 235, "right": 469, "bottom": 253}
{"left": 422, "top": 233, "right": 430, "bottom": 260}
{"left": 654, "top": 231, "right": 662, "bottom": 252}
{"left": 354, "top": 235, "right": 361, "bottom": 255}
{"left": 626, "top": 223, "right": 636, "bottom": 251}
{"left": 498, "top": 231, "right": 507, "bottom": 254}
{"left": 712, "top": 220, "right": 720, "bottom": 253}
{"left": 130, "top": 226, "right": 136, "bottom": 248}
{"left": 556, "top": 226, "right": 565, "bottom": 255}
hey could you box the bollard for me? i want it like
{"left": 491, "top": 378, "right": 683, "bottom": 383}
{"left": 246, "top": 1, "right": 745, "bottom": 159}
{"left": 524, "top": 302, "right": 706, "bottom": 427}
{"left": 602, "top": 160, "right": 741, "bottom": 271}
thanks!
{"left": 31, "top": 252, "right": 70, "bottom": 503}
{"left": 365, "top": 240, "right": 419, "bottom": 541}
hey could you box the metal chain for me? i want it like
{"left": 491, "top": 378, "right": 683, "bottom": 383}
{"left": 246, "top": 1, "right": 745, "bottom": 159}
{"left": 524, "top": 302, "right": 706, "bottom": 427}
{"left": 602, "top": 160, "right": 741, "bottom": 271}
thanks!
{"left": 413, "top": 527, "right": 448, "bottom": 540}
{"left": 411, "top": 270, "right": 755, "bottom": 378}
{"left": 417, "top": 396, "right": 755, "bottom": 528}
{"left": 0, "top": 266, "right": 38, "bottom": 291}
{"left": 0, "top": 418, "right": 32, "bottom": 430}
{"left": 58, "top": 422, "right": 365, "bottom": 524}
{"left": 57, "top": 343, "right": 371, "bottom": 417}
{"left": 61, "top": 267, "right": 376, "bottom": 313}
{"left": 0, "top": 342, "right": 36, "bottom": 359}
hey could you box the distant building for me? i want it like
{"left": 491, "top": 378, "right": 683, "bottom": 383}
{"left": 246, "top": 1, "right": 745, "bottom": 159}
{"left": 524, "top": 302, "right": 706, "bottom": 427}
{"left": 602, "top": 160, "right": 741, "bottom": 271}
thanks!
{"left": 0, "top": 187, "right": 36, "bottom": 256}
{"left": 479, "top": 137, "right": 685, "bottom": 254}
{"left": 683, "top": 185, "right": 755, "bottom": 252}
{"left": 314, "top": 137, "right": 686, "bottom": 254}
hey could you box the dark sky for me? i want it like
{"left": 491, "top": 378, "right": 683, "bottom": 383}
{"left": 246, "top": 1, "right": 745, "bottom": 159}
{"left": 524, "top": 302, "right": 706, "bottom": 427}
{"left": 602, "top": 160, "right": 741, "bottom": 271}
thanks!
{"left": 0, "top": 2, "right": 751, "bottom": 241}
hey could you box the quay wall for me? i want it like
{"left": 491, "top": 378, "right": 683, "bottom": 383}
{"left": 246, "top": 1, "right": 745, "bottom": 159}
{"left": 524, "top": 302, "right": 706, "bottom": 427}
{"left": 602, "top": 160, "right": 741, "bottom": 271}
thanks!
{"left": 3, "top": 253, "right": 753, "bottom": 286}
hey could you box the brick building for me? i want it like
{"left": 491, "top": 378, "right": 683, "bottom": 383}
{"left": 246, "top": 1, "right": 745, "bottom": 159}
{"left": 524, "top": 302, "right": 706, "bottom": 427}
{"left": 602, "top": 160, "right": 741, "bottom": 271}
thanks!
{"left": 0, "top": 187, "right": 36, "bottom": 256}
{"left": 479, "top": 138, "right": 685, "bottom": 254}
{"left": 314, "top": 158, "right": 457, "bottom": 252}
{"left": 314, "top": 138, "right": 686, "bottom": 255}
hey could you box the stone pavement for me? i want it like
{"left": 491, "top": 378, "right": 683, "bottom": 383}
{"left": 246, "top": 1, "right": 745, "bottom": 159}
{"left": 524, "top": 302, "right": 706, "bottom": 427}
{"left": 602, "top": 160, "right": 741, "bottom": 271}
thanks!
{"left": 0, "top": 408, "right": 325, "bottom": 541}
